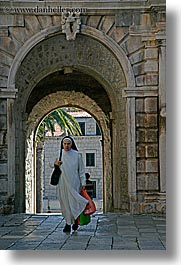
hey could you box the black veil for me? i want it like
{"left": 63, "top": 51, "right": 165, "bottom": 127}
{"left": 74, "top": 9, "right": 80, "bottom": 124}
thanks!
{"left": 60, "top": 136, "right": 78, "bottom": 151}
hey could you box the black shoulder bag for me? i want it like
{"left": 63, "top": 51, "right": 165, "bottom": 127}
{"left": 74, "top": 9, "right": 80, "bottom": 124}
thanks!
{"left": 50, "top": 149, "right": 62, "bottom": 186}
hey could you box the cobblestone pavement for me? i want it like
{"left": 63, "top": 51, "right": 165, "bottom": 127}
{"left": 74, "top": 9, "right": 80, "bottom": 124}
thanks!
{"left": 0, "top": 213, "right": 166, "bottom": 250}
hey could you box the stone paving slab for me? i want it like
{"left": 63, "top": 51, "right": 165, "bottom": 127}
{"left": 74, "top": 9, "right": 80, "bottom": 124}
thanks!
{"left": 0, "top": 213, "right": 166, "bottom": 250}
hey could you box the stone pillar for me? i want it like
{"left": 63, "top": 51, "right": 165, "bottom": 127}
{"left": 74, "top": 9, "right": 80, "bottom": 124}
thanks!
{"left": 122, "top": 89, "right": 137, "bottom": 213}
{"left": 123, "top": 87, "right": 159, "bottom": 213}
{"left": 155, "top": 20, "right": 166, "bottom": 193}
{"left": 0, "top": 89, "right": 17, "bottom": 214}
{"left": 158, "top": 39, "right": 166, "bottom": 192}
{"left": 112, "top": 97, "right": 129, "bottom": 212}
{"left": 127, "top": 97, "right": 137, "bottom": 212}
{"left": 36, "top": 141, "right": 44, "bottom": 213}
{"left": 0, "top": 98, "right": 8, "bottom": 213}
{"left": 7, "top": 98, "right": 16, "bottom": 212}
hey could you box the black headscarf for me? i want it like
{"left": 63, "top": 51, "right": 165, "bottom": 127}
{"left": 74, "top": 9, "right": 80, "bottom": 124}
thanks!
{"left": 56, "top": 136, "right": 78, "bottom": 162}
{"left": 60, "top": 136, "right": 78, "bottom": 151}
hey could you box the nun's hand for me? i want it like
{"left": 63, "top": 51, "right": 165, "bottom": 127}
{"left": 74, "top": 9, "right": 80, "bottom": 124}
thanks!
{"left": 54, "top": 160, "right": 62, "bottom": 167}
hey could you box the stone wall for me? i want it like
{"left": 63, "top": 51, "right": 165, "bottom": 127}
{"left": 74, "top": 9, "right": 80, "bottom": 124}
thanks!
{"left": 0, "top": 100, "right": 9, "bottom": 213}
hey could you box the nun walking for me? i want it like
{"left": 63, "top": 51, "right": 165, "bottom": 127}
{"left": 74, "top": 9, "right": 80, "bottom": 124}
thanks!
{"left": 54, "top": 136, "right": 88, "bottom": 233}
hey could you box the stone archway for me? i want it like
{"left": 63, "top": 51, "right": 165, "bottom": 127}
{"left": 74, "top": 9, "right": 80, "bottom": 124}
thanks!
{"left": 27, "top": 91, "right": 111, "bottom": 213}
{"left": 11, "top": 32, "right": 131, "bottom": 213}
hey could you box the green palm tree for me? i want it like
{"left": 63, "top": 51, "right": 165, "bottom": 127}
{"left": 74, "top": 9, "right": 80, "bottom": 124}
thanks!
{"left": 36, "top": 108, "right": 82, "bottom": 142}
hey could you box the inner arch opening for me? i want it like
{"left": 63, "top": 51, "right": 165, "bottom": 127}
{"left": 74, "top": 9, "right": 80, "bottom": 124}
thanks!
{"left": 35, "top": 107, "right": 103, "bottom": 213}
{"left": 25, "top": 70, "right": 113, "bottom": 213}
{"left": 26, "top": 70, "right": 112, "bottom": 116}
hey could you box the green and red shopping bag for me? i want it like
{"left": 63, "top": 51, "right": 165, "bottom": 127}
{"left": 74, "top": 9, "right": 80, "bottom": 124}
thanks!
{"left": 78, "top": 187, "right": 96, "bottom": 226}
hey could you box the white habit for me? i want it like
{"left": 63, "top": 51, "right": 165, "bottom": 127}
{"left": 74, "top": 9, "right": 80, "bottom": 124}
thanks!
{"left": 57, "top": 149, "right": 88, "bottom": 225}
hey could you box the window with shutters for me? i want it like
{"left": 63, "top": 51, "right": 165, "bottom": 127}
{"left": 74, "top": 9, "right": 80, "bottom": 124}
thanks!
{"left": 86, "top": 153, "right": 95, "bottom": 167}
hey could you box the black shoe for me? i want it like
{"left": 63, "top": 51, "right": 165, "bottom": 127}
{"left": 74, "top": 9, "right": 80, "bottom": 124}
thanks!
{"left": 72, "top": 219, "right": 79, "bottom": 231}
{"left": 63, "top": 224, "right": 71, "bottom": 233}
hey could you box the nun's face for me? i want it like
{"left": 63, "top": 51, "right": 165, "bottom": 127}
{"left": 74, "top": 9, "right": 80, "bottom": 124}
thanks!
{"left": 63, "top": 139, "right": 72, "bottom": 151}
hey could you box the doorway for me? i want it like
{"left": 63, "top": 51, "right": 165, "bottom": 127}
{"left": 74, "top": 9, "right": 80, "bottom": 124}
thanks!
{"left": 36, "top": 107, "right": 104, "bottom": 213}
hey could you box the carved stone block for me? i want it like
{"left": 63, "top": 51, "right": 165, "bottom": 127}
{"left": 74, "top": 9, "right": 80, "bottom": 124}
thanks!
{"left": 145, "top": 144, "right": 158, "bottom": 158}
{"left": 145, "top": 97, "right": 157, "bottom": 113}
{"left": 146, "top": 159, "right": 158, "bottom": 173}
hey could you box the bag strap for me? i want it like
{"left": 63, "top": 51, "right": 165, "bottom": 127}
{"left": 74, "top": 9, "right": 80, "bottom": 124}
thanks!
{"left": 59, "top": 148, "right": 62, "bottom": 161}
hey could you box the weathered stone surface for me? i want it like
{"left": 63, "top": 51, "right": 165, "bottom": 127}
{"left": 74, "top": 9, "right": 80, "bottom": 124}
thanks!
{"left": 98, "top": 16, "right": 115, "bottom": 34}
{"left": 136, "top": 73, "right": 159, "bottom": 86}
{"left": 136, "top": 129, "right": 145, "bottom": 142}
{"left": 145, "top": 73, "right": 158, "bottom": 85}
{"left": 146, "top": 159, "right": 158, "bottom": 173}
{"left": 145, "top": 48, "right": 158, "bottom": 59}
{"left": 0, "top": 148, "right": 7, "bottom": 160}
{"left": 145, "top": 144, "right": 158, "bottom": 158}
{"left": 0, "top": 163, "right": 7, "bottom": 174}
{"left": 145, "top": 114, "right": 158, "bottom": 127}
{"left": 0, "top": 131, "right": 7, "bottom": 146}
{"left": 136, "top": 98, "right": 144, "bottom": 113}
{"left": 137, "top": 160, "right": 145, "bottom": 173}
{"left": 0, "top": 76, "right": 8, "bottom": 88}
{"left": 87, "top": 15, "right": 101, "bottom": 28}
{"left": 133, "top": 62, "right": 144, "bottom": 76}
{"left": 0, "top": 15, "right": 24, "bottom": 27}
{"left": 121, "top": 35, "right": 143, "bottom": 55}
{"left": 0, "top": 26, "right": 8, "bottom": 37}
{"left": 0, "top": 52, "right": 13, "bottom": 66}
{"left": 110, "top": 26, "right": 128, "bottom": 43}
{"left": 0, "top": 36, "right": 20, "bottom": 57}
{"left": 115, "top": 12, "right": 133, "bottom": 27}
{"left": 26, "top": 14, "right": 43, "bottom": 31}
{"left": 0, "top": 65, "right": 9, "bottom": 77}
{"left": 52, "top": 15, "right": 62, "bottom": 26}
{"left": 146, "top": 174, "right": 159, "bottom": 190}
{"left": 145, "top": 97, "right": 157, "bottom": 113}
{"left": 129, "top": 49, "right": 144, "bottom": 65}
{"left": 144, "top": 60, "right": 158, "bottom": 72}
{"left": 136, "top": 113, "right": 145, "bottom": 127}
{"left": 0, "top": 177, "right": 8, "bottom": 193}
{"left": 136, "top": 145, "right": 145, "bottom": 157}
{"left": 36, "top": 15, "right": 53, "bottom": 29}
{"left": 136, "top": 75, "right": 145, "bottom": 86}
{"left": 137, "top": 174, "right": 146, "bottom": 190}
{"left": 0, "top": 213, "right": 166, "bottom": 250}
{"left": 145, "top": 129, "right": 158, "bottom": 142}
{"left": 0, "top": 115, "right": 7, "bottom": 129}
{"left": 0, "top": 100, "right": 7, "bottom": 114}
